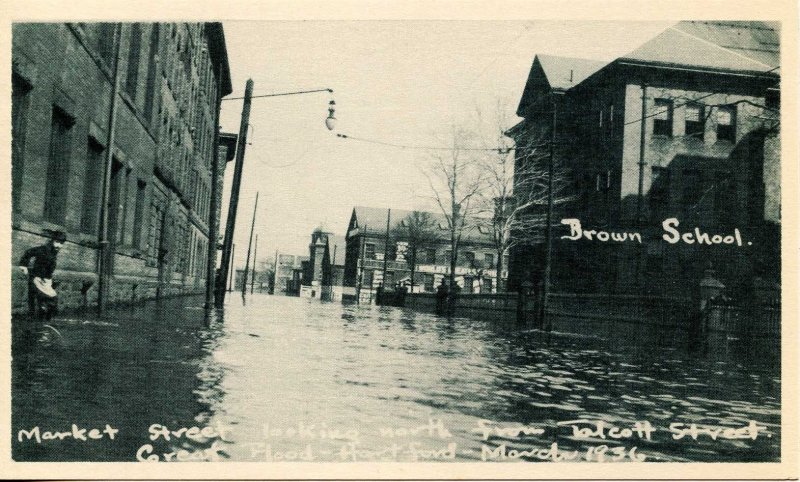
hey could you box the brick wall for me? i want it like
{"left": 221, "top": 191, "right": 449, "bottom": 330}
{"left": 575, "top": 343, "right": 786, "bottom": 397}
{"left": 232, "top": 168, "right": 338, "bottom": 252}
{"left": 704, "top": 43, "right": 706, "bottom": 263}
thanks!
{"left": 11, "top": 23, "right": 225, "bottom": 314}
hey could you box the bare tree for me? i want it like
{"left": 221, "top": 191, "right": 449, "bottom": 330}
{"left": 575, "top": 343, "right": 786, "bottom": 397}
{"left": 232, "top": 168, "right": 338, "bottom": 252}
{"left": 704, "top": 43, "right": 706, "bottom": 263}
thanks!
{"left": 393, "top": 211, "right": 439, "bottom": 293}
{"left": 475, "top": 102, "right": 572, "bottom": 291}
{"left": 423, "top": 126, "right": 486, "bottom": 300}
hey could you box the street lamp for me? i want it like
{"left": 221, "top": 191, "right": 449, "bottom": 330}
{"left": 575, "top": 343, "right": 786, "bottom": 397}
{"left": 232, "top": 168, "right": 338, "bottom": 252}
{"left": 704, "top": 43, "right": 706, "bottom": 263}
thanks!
{"left": 326, "top": 100, "right": 337, "bottom": 131}
{"left": 214, "top": 82, "right": 337, "bottom": 307}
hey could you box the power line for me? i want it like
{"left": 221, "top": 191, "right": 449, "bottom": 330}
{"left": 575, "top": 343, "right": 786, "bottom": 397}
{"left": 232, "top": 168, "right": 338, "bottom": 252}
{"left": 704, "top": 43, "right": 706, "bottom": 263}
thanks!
{"left": 334, "top": 133, "right": 514, "bottom": 153}
{"left": 624, "top": 64, "right": 780, "bottom": 126}
{"left": 223, "top": 88, "right": 333, "bottom": 101}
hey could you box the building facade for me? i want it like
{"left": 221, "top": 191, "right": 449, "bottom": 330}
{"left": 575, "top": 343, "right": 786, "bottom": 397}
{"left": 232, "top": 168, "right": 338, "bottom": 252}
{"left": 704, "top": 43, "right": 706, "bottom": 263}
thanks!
{"left": 299, "top": 229, "right": 346, "bottom": 301}
{"left": 343, "top": 207, "right": 501, "bottom": 304}
{"left": 11, "top": 23, "right": 232, "bottom": 312}
{"left": 507, "top": 21, "right": 780, "bottom": 300}
{"left": 274, "top": 253, "right": 304, "bottom": 296}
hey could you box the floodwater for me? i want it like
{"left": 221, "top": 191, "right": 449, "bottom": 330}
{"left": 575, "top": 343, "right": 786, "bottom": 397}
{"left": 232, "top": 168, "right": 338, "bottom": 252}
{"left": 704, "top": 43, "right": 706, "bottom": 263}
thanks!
{"left": 11, "top": 294, "right": 780, "bottom": 462}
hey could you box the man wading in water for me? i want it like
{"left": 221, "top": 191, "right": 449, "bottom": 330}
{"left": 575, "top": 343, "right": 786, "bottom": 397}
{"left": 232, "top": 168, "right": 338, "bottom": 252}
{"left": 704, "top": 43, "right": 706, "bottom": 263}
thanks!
{"left": 18, "top": 231, "right": 66, "bottom": 321}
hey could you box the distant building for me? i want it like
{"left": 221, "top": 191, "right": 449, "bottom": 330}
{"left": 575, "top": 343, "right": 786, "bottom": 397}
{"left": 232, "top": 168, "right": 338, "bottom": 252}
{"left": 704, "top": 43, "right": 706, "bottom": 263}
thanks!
{"left": 343, "top": 207, "right": 500, "bottom": 304}
{"left": 273, "top": 253, "right": 305, "bottom": 296}
{"left": 11, "top": 23, "right": 232, "bottom": 312}
{"left": 507, "top": 21, "right": 780, "bottom": 299}
{"left": 300, "top": 229, "right": 347, "bottom": 301}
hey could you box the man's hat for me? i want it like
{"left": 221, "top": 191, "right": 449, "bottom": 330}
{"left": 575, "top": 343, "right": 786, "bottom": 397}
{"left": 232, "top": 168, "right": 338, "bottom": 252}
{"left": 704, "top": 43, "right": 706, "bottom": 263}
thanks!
{"left": 51, "top": 231, "right": 67, "bottom": 243}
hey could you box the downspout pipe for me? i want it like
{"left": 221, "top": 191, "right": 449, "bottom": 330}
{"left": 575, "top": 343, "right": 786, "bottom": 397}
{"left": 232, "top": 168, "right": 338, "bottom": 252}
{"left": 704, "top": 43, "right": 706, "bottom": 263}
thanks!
{"left": 97, "top": 23, "right": 123, "bottom": 315}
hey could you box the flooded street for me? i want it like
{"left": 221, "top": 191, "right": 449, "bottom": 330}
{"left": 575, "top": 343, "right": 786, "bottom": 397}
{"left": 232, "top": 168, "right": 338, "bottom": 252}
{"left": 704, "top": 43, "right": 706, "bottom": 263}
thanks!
{"left": 12, "top": 294, "right": 780, "bottom": 462}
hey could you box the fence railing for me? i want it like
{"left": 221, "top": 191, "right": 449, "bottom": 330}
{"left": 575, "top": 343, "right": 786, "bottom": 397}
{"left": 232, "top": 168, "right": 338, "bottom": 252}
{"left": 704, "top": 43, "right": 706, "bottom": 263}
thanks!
{"left": 706, "top": 298, "right": 780, "bottom": 337}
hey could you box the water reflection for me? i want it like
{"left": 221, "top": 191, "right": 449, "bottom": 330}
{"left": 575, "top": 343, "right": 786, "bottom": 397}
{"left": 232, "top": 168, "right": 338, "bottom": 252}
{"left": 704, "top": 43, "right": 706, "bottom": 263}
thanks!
{"left": 12, "top": 294, "right": 780, "bottom": 462}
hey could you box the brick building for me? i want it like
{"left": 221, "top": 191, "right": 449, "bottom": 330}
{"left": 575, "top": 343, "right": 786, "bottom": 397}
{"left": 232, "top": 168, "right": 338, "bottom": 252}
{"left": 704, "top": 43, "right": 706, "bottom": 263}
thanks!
{"left": 11, "top": 23, "right": 232, "bottom": 312}
{"left": 507, "top": 21, "right": 780, "bottom": 299}
{"left": 343, "top": 207, "right": 501, "bottom": 304}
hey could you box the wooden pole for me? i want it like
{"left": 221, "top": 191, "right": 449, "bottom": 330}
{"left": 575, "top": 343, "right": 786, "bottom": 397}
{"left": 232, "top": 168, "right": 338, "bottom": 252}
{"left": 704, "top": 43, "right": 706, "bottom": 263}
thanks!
{"left": 242, "top": 192, "right": 259, "bottom": 297}
{"left": 227, "top": 244, "right": 235, "bottom": 292}
{"left": 216, "top": 79, "right": 254, "bottom": 306}
{"left": 382, "top": 209, "right": 391, "bottom": 287}
{"left": 357, "top": 224, "right": 366, "bottom": 304}
{"left": 541, "top": 92, "right": 561, "bottom": 331}
{"left": 251, "top": 234, "right": 258, "bottom": 294}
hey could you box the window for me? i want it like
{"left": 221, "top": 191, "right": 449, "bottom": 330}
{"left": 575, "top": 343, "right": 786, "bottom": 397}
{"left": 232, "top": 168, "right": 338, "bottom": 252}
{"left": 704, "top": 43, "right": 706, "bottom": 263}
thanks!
{"left": 684, "top": 104, "right": 705, "bottom": 139}
{"left": 362, "top": 269, "right": 374, "bottom": 287}
{"left": 463, "top": 276, "right": 474, "bottom": 293}
{"left": 424, "top": 274, "right": 434, "bottom": 292}
{"left": 444, "top": 250, "right": 452, "bottom": 263}
{"left": 595, "top": 171, "right": 611, "bottom": 192}
{"left": 481, "top": 277, "right": 493, "bottom": 294}
{"left": 125, "top": 23, "right": 143, "bottom": 100}
{"left": 43, "top": 107, "right": 75, "bottom": 224}
{"left": 12, "top": 73, "right": 31, "bottom": 213}
{"left": 653, "top": 98, "right": 673, "bottom": 136}
{"left": 384, "top": 271, "right": 394, "bottom": 287}
{"left": 144, "top": 24, "right": 160, "bottom": 121}
{"left": 484, "top": 253, "right": 494, "bottom": 268}
{"left": 147, "top": 200, "right": 164, "bottom": 266}
{"left": 463, "top": 251, "right": 475, "bottom": 265}
{"left": 716, "top": 105, "right": 736, "bottom": 143}
{"left": 132, "top": 181, "right": 147, "bottom": 248}
{"left": 364, "top": 243, "right": 376, "bottom": 260}
{"left": 81, "top": 139, "right": 105, "bottom": 234}
{"left": 426, "top": 248, "right": 437, "bottom": 264}
{"left": 118, "top": 168, "right": 132, "bottom": 245}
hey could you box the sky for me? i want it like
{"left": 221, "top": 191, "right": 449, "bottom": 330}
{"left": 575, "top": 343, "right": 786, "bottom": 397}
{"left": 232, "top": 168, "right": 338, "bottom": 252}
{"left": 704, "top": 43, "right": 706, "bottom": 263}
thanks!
{"left": 217, "top": 20, "right": 673, "bottom": 267}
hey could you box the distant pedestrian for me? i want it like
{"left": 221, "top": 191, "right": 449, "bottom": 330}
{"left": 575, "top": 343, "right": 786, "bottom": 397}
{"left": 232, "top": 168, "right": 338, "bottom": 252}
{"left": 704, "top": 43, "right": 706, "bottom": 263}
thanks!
{"left": 435, "top": 280, "right": 449, "bottom": 315}
{"left": 18, "top": 231, "right": 66, "bottom": 321}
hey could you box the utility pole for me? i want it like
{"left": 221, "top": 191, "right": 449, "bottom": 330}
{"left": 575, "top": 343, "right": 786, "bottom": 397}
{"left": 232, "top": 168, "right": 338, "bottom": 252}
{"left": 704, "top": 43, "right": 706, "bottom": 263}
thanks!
{"left": 540, "top": 92, "right": 561, "bottom": 332}
{"left": 227, "top": 244, "right": 235, "bottom": 292}
{"left": 216, "top": 79, "right": 254, "bottom": 307}
{"left": 97, "top": 23, "right": 122, "bottom": 315}
{"left": 382, "top": 209, "right": 391, "bottom": 288}
{"left": 636, "top": 83, "right": 648, "bottom": 227}
{"left": 635, "top": 83, "right": 648, "bottom": 293}
{"left": 205, "top": 60, "right": 224, "bottom": 309}
{"left": 357, "top": 224, "right": 367, "bottom": 304}
{"left": 242, "top": 192, "right": 259, "bottom": 297}
{"left": 251, "top": 234, "right": 258, "bottom": 294}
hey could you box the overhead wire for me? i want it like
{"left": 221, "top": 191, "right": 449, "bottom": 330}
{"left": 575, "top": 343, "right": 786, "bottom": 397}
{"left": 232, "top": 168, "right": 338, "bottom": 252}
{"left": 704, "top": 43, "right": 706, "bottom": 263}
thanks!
{"left": 334, "top": 62, "right": 779, "bottom": 152}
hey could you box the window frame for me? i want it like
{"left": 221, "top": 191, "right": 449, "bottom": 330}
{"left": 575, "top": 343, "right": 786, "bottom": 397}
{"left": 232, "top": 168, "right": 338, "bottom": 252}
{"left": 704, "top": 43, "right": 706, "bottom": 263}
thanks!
{"left": 652, "top": 98, "right": 674, "bottom": 137}
{"left": 716, "top": 105, "right": 737, "bottom": 143}
{"left": 684, "top": 103, "right": 705, "bottom": 140}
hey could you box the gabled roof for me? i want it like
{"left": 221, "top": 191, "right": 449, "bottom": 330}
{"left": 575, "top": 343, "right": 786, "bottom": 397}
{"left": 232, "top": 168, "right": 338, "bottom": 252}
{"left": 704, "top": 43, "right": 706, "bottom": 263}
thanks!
{"left": 619, "top": 21, "right": 779, "bottom": 74}
{"left": 537, "top": 54, "right": 609, "bottom": 90}
{"left": 516, "top": 54, "right": 608, "bottom": 116}
{"left": 515, "top": 21, "right": 779, "bottom": 120}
